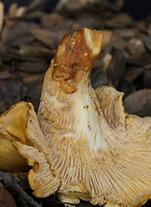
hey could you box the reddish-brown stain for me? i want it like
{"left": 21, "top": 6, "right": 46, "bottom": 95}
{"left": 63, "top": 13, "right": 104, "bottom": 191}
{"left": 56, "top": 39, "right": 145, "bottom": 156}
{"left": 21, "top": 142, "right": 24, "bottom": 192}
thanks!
{"left": 83, "top": 105, "right": 89, "bottom": 109}
{"left": 87, "top": 124, "right": 91, "bottom": 130}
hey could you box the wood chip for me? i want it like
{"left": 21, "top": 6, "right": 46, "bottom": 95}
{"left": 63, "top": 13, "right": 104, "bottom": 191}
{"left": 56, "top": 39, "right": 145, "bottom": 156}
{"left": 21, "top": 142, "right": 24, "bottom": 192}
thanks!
{"left": 0, "top": 1, "right": 151, "bottom": 206}
{"left": 126, "top": 38, "right": 146, "bottom": 55}
{"left": 1, "top": 20, "right": 37, "bottom": 46}
{"left": 123, "top": 66, "right": 144, "bottom": 82}
{"left": 41, "top": 12, "right": 65, "bottom": 31}
{"left": 0, "top": 186, "right": 16, "bottom": 207}
{"left": 143, "top": 36, "right": 151, "bottom": 52}
{"left": 0, "top": 78, "right": 23, "bottom": 111}
{"left": 0, "top": 172, "right": 41, "bottom": 207}
{"left": 126, "top": 53, "right": 151, "bottom": 66}
{"left": 124, "top": 89, "right": 151, "bottom": 117}
{"left": 107, "top": 48, "right": 126, "bottom": 81}
{"left": 106, "top": 13, "right": 134, "bottom": 28}
{"left": 30, "top": 28, "right": 60, "bottom": 49}
{"left": 143, "top": 68, "right": 151, "bottom": 88}
{"left": 8, "top": 3, "right": 26, "bottom": 18}
{"left": 15, "top": 58, "right": 48, "bottom": 73}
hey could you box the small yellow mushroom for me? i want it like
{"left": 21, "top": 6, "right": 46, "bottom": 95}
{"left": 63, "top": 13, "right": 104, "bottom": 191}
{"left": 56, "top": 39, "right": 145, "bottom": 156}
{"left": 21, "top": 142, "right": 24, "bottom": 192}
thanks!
{"left": 0, "top": 28, "right": 151, "bottom": 207}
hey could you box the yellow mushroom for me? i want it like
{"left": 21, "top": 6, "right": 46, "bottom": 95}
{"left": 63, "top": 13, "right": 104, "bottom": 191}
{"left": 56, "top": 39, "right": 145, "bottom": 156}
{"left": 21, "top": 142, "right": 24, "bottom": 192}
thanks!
{"left": 0, "top": 102, "right": 31, "bottom": 171}
{"left": 0, "top": 28, "right": 151, "bottom": 207}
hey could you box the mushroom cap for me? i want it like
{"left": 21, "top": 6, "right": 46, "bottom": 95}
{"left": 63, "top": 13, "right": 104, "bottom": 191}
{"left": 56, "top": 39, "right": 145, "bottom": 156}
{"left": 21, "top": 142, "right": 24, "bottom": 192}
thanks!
{"left": 38, "top": 28, "right": 151, "bottom": 206}
{"left": 0, "top": 28, "right": 151, "bottom": 207}
{"left": 0, "top": 102, "right": 31, "bottom": 171}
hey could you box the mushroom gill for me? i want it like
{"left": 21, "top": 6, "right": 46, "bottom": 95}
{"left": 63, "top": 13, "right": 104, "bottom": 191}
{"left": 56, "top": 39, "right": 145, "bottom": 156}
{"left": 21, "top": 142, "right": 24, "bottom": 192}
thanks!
{"left": 0, "top": 28, "right": 151, "bottom": 207}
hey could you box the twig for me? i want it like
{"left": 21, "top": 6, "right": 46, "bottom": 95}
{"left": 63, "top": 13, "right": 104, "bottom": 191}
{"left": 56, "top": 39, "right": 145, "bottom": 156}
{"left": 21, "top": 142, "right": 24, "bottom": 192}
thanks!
{"left": 0, "top": 1, "right": 4, "bottom": 36}
{"left": 0, "top": 171, "right": 42, "bottom": 207}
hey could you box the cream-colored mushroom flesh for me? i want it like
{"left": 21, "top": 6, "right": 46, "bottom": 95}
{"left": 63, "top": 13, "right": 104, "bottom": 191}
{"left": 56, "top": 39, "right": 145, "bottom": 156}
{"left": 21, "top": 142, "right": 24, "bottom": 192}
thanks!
{"left": 1, "top": 28, "right": 151, "bottom": 207}
{"left": 0, "top": 102, "right": 31, "bottom": 171}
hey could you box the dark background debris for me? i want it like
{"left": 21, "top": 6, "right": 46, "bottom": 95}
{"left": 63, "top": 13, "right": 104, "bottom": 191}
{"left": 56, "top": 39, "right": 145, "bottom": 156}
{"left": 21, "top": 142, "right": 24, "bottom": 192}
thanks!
{"left": 0, "top": 0, "right": 151, "bottom": 206}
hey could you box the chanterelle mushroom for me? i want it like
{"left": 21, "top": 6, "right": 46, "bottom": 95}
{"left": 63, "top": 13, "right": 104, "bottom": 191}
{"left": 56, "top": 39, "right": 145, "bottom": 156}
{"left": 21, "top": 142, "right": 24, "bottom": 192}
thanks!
{"left": 0, "top": 28, "right": 151, "bottom": 207}
{"left": 0, "top": 102, "right": 30, "bottom": 171}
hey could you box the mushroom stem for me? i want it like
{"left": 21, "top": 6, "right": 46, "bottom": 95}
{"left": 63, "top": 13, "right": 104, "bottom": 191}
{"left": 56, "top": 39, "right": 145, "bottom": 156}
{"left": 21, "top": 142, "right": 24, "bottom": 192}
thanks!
{"left": 38, "top": 28, "right": 108, "bottom": 153}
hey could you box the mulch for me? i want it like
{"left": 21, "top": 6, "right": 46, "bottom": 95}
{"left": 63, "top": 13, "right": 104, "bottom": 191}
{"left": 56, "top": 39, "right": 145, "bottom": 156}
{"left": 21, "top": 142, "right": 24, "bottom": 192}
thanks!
{"left": 0, "top": 0, "right": 151, "bottom": 206}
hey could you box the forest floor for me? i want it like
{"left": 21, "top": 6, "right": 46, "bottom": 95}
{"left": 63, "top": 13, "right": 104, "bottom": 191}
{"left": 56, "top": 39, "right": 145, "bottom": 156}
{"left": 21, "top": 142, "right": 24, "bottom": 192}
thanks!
{"left": 0, "top": 0, "right": 151, "bottom": 206}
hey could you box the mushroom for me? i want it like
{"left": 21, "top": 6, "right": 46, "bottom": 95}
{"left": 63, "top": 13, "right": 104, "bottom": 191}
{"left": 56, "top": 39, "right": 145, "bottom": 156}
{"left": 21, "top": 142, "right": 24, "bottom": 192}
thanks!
{"left": 0, "top": 102, "right": 31, "bottom": 171}
{"left": 0, "top": 28, "right": 151, "bottom": 207}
